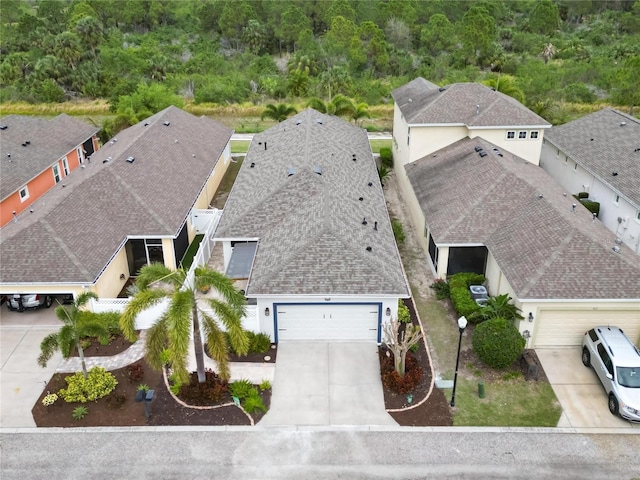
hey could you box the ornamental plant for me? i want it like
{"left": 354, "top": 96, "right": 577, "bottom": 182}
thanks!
{"left": 472, "top": 317, "right": 526, "bottom": 369}
{"left": 59, "top": 367, "right": 118, "bottom": 403}
{"left": 72, "top": 406, "right": 88, "bottom": 420}
{"left": 42, "top": 393, "right": 58, "bottom": 407}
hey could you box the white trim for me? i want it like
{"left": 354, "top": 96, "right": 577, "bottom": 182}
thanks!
{"left": 214, "top": 237, "right": 261, "bottom": 242}
{"left": 52, "top": 164, "right": 61, "bottom": 183}
{"left": 519, "top": 298, "right": 640, "bottom": 303}
{"left": 250, "top": 293, "right": 407, "bottom": 299}
{"left": 18, "top": 185, "right": 29, "bottom": 202}
{"left": 468, "top": 124, "right": 551, "bottom": 130}
{"left": 407, "top": 122, "right": 466, "bottom": 127}
{"left": 438, "top": 242, "right": 486, "bottom": 247}
{"left": 62, "top": 156, "right": 69, "bottom": 176}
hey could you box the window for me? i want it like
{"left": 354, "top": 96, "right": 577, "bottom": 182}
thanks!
{"left": 62, "top": 156, "right": 69, "bottom": 176}
{"left": 574, "top": 162, "right": 578, "bottom": 171}
{"left": 613, "top": 194, "right": 620, "bottom": 205}
{"left": 588, "top": 329, "right": 598, "bottom": 342}
{"left": 636, "top": 211, "right": 640, "bottom": 222}
{"left": 530, "top": 131, "right": 539, "bottom": 139}
{"left": 564, "top": 156, "right": 568, "bottom": 164}
{"left": 506, "top": 131, "right": 515, "bottom": 139}
{"left": 556, "top": 148, "right": 560, "bottom": 157}
{"left": 52, "top": 164, "right": 61, "bottom": 183}
{"left": 518, "top": 131, "right": 527, "bottom": 139}
{"left": 19, "top": 186, "right": 29, "bottom": 202}
{"left": 77, "top": 147, "right": 84, "bottom": 164}
{"left": 597, "top": 344, "right": 614, "bottom": 376}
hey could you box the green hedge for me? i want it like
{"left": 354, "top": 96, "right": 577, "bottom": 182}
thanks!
{"left": 448, "top": 272, "right": 485, "bottom": 320}
{"left": 581, "top": 200, "right": 600, "bottom": 217}
{"left": 472, "top": 317, "right": 525, "bottom": 369}
{"left": 380, "top": 147, "right": 393, "bottom": 168}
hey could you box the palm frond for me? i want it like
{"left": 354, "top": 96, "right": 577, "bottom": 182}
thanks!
{"left": 120, "top": 288, "right": 168, "bottom": 341}
{"left": 195, "top": 266, "right": 246, "bottom": 313}
{"left": 135, "top": 262, "right": 182, "bottom": 290}
{"left": 145, "top": 316, "right": 169, "bottom": 372}
{"left": 37, "top": 333, "right": 60, "bottom": 368}
{"left": 201, "top": 312, "right": 232, "bottom": 381}
{"left": 58, "top": 325, "right": 76, "bottom": 357}
{"left": 164, "top": 290, "right": 193, "bottom": 383}
{"left": 206, "top": 299, "right": 248, "bottom": 354}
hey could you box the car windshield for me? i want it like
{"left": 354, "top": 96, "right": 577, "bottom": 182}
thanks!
{"left": 616, "top": 367, "right": 640, "bottom": 388}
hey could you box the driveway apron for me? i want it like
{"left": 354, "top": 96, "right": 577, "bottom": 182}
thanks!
{"left": 260, "top": 342, "right": 397, "bottom": 426}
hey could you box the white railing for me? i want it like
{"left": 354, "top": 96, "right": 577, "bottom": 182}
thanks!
{"left": 92, "top": 208, "right": 247, "bottom": 331}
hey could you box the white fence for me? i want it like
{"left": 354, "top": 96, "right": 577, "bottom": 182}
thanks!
{"left": 91, "top": 208, "right": 258, "bottom": 332}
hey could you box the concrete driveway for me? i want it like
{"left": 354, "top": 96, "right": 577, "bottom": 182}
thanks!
{"left": 260, "top": 342, "right": 396, "bottom": 426}
{"left": 0, "top": 306, "right": 62, "bottom": 428}
{"left": 536, "top": 348, "right": 640, "bottom": 430}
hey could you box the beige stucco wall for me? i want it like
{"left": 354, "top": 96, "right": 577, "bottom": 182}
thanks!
{"left": 93, "top": 245, "right": 129, "bottom": 298}
{"left": 409, "top": 125, "right": 467, "bottom": 164}
{"left": 469, "top": 128, "right": 544, "bottom": 166}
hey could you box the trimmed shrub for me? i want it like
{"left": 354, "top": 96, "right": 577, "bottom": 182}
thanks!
{"left": 448, "top": 272, "right": 485, "bottom": 320}
{"left": 397, "top": 300, "right": 411, "bottom": 323}
{"left": 250, "top": 332, "right": 272, "bottom": 353}
{"left": 229, "top": 379, "right": 254, "bottom": 399}
{"left": 381, "top": 354, "right": 423, "bottom": 394}
{"left": 380, "top": 147, "right": 393, "bottom": 168}
{"left": 126, "top": 363, "right": 144, "bottom": 382}
{"left": 472, "top": 317, "right": 525, "bottom": 369}
{"left": 581, "top": 199, "right": 600, "bottom": 217}
{"left": 392, "top": 219, "right": 405, "bottom": 245}
{"left": 573, "top": 192, "right": 588, "bottom": 199}
{"left": 430, "top": 279, "right": 450, "bottom": 299}
{"left": 242, "top": 390, "right": 267, "bottom": 413}
{"left": 178, "top": 369, "right": 226, "bottom": 404}
{"left": 59, "top": 367, "right": 118, "bottom": 403}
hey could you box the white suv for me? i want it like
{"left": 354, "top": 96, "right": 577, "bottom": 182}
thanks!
{"left": 582, "top": 326, "right": 640, "bottom": 422}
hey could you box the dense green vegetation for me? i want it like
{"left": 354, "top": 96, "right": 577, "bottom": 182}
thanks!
{"left": 1, "top": 0, "right": 639, "bottom": 132}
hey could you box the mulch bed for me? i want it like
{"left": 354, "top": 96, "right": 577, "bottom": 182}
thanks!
{"left": 71, "top": 334, "right": 136, "bottom": 357}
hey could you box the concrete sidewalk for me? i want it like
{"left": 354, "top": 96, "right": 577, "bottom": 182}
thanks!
{"left": 260, "top": 342, "right": 396, "bottom": 426}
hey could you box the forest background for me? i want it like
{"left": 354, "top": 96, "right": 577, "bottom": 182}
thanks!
{"left": 1, "top": 0, "right": 639, "bottom": 138}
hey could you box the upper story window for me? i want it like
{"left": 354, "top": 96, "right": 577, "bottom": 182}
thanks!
{"left": 19, "top": 186, "right": 29, "bottom": 202}
{"left": 52, "top": 164, "right": 61, "bottom": 183}
{"left": 518, "top": 131, "right": 527, "bottom": 139}
{"left": 506, "top": 131, "right": 515, "bottom": 139}
{"left": 530, "top": 131, "right": 539, "bottom": 139}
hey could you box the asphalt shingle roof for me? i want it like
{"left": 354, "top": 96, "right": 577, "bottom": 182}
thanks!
{"left": 0, "top": 106, "right": 232, "bottom": 284}
{"left": 215, "top": 109, "right": 409, "bottom": 297}
{"left": 0, "top": 114, "right": 99, "bottom": 200}
{"left": 406, "top": 137, "right": 640, "bottom": 300}
{"left": 545, "top": 108, "right": 640, "bottom": 207}
{"left": 391, "top": 77, "right": 550, "bottom": 127}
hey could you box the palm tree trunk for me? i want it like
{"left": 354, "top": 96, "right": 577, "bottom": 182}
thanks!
{"left": 77, "top": 342, "right": 88, "bottom": 380}
{"left": 192, "top": 304, "right": 206, "bottom": 383}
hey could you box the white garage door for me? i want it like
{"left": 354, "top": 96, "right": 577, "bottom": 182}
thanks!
{"left": 534, "top": 309, "right": 640, "bottom": 347}
{"left": 275, "top": 304, "right": 380, "bottom": 341}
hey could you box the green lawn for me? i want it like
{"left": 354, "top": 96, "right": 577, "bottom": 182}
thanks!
{"left": 180, "top": 234, "right": 204, "bottom": 270}
{"left": 230, "top": 140, "right": 251, "bottom": 153}
{"left": 452, "top": 377, "right": 562, "bottom": 427}
{"left": 369, "top": 139, "right": 392, "bottom": 153}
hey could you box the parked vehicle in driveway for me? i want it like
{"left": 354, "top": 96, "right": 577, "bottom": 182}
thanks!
{"left": 5, "top": 294, "right": 53, "bottom": 311}
{"left": 582, "top": 326, "right": 640, "bottom": 422}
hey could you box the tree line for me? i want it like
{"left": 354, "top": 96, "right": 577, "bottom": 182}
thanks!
{"left": 1, "top": 0, "right": 639, "bottom": 129}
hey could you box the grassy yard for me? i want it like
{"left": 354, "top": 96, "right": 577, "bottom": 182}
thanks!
{"left": 369, "top": 139, "right": 392, "bottom": 153}
{"left": 230, "top": 140, "right": 251, "bottom": 153}
{"left": 453, "top": 377, "right": 562, "bottom": 427}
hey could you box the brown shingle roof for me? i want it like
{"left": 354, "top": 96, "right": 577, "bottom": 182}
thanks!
{"left": 406, "top": 137, "right": 640, "bottom": 300}
{"left": 0, "top": 106, "right": 232, "bottom": 284}
{"left": 545, "top": 108, "right": 640, "bottom": 207}
{"left": 392, "top": 78, "right": 550, "bottom": 127}
{"left": 0, "top": 114, "right": 99, "bottom": 200}
{"left": 215, "top": 109, "right": 409, "bottom": 297}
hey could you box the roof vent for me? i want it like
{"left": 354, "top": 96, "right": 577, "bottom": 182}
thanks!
{"left": 362, "top": 217, "right": 367, "bottom": 225}
{"left": 22, "top": 142, "right": 27, "bottom": 147}
{"left": 476, "top": 105, "right": 480, "bottom": 115}
{"left": 358, "top": 197, "right": 363, "bottom": 201}
{"left": 474, "top": 146, "right": 483, "bottom": 152}
{"left": 316, "top": 119, "right": 323, "bottom": 125}
{"left": 163, "top": 121, "right": 170, "bottom": 126}
{"left": 438, "top": 87, "right": 446, "bottom": 92}
{"left": 103, "top": 156, "right": 112, "bottom": 164}
{"left": 538, "top": 194, "right": 544, "bottom": 199}
{"left": 368, "top": 182, "right": 373, "bottom": 187}
{"left": 612, "top": 245, "right": 620, "bottom": 254}
{"left": 366, "top": 246, "right": 372, "bottom": 252}
{"left": 287, "top": 167, "right": 295, "bottom": 177}
{"left": 612, "top": 172, "right": 618, "bottom": 176}
{"left": 314, "top": 165, "right": 322, "bottom": 175}
{"left": 125, "top": 156, "right": 135, "bottom": 163}
{"left": 296, "top": 121, "right": 302, "bottom": 125}
{"left": 497, "top": 153, "right": 504, "bottom": 157}
{"left": 374, "top": 221, "right": 378, "bottom": 231}
{"left": 352, "top": 154, "right": 357, "bottom": 161}
{"left": 0, "top": 125, "right": 7, "bottom": 130}
{"left": 479, "top": 151, "right": 487, "bottom": 158}
{"left": 572, "top": 204, "right": 577, "bottom": 213}
{"left": 250, "top": 162, "right": 255, "bottom": 168}
{"left": 144, "top": 122, "right": 149, "bottom": 126}
{"left": 620, "top": 122, "right": 626, "bottom": 127}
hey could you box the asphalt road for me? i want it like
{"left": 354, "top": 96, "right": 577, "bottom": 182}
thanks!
{"left": 1, "top": 428, "right": 639, "bottom": 480}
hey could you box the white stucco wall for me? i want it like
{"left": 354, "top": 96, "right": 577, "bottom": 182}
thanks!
{"left": 469, "top": 128, "right": 544, "bottom": 166}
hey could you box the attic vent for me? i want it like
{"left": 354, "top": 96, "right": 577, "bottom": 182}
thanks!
{"left": 125, "top": 156, "right": 135, "bottom": 163}
{"left": 314, "top": 165, "right": 322, "bottom": 175}
{"left": 250, "top": 162, "right": 255, "bottom": 168}
{"left": 144, "top": 122, "right": 149, "bottom": 126}
{"left": 296, "top": 121, "right": 302, "bottom": 125}
{"left": 474, "top": 146, "right": 483, "bottom": 152}
{"left": 0, "top": 125, "right": 7, "bottom": 130}
{"left": 287, "top": 167, "right": 295, "bottom": 177}
{"left": 163, "top": 121, "right": 170, "bottom": 126}
{"left": 316, "top": 119, "right": 323, "bottom": 125}
{"left": 620, "top": 122, "right": 626, "bottom": 127}
{"left": 612, "top": 172, "right": 618, "bottom": 176}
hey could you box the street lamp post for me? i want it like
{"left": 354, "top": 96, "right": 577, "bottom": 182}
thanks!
{"left": 450, "top": 316, "right": 468, "bottom": 407}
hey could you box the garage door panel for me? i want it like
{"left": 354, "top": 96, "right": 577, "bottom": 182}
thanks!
{"left": 276, "top": 304, "right": 380, "bottom": 341}
{"left": 535, "top": 310, "right": 640, "bottom": 347}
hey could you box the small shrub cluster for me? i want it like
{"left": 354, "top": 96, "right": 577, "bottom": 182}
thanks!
{"left": 448, "top": 272, "right": 485, "bottom": 321}
{"left": 59, "top": 367, "right": 118, "bottom": 403}
{"left": 379, "top": 349, "right": 423, "bottom": 394}
{"left": 72, "top": 406, "right": 89, "bottom": 420}
{"left": 259, "top": 379, "right": 272, "bottom": 391}
{"left": 42, "top": 393, "right": 58, "bottom": 407}
{"left": 380, "top": 147, "right": 393, "bottom": 168}
{"left": 229, "top": 379, "right": 267, "bottom": 414}
{"left": 430, "top": 279, "right": 450, "bottom": 299}
{"left": 227, "top": 331, "right": 272, "bottom": 355}
{"left": 472, "top": 317, "right": 526, "bottom": 369}
{"left": 397, "top": 300, "right": 411, "bottom": 324}
{"left": 391, "top": 219, "right": 405, "bottom": 245}
{"left": 126, "top": 363, "right": 144, "bottom": 382}
{"left": 178, "top": 369, "right": 227, "bottom": 405}
{"left": 573, "top": 192, "right": 600, "bottom": 217}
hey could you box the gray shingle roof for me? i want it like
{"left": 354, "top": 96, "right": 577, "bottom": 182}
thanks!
{"left": 406, "top": 137, "right": 640, "bottom": 300}
{"left": 545, "top": 108, "right": 640, "bottom": 207}
{"left": 0, "top": 114, "right": 99, "bottom": 200}
{"left": 391, "top": 78, "right": 550, "bottom": 127}
{"left": 215, "top": 109, "right": 409, "bottom": 297}
{"left": 0, "top": 106, "right": 232, "bottom": 284}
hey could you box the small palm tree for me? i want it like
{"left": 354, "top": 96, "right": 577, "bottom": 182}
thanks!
{"left": 120, "top": 263, "right": 249, "bottom": 384}
{"left": 38, "top": 292, "right": 109, "bottom": 380}
{"left": 307, "top": 97, "right": 328, "bottom": 113}
{"left": 352, "top": 102, "right": 371, "bottom": 126}
{"left": 261, "top": 103, "right": 297, "bottom": 123}
{"left": 473, "top": 294, "right": 524, "bottom": 324}
{"left": 483, "top": 75, "right": 526, "bottom": 104}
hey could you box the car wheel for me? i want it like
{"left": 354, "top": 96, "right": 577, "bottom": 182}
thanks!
{"left": 608, "top": 394, "right": 619, "bottom": 416}
{"left": 581, "top": 348, "right": 591, "bottom": 367}
{"left": 44, "top": 296, "right": 53, "bottom": 308}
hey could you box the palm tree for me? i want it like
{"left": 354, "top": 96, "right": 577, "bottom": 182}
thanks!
{"left": 352, "top": 102, "right": 371, "bottom": 126}
{"left": 120, "top": 263, "right": 249, "bottom": 384}
{"left": 260, "top": 103, "right": 298, "bottom": 123}
{"left": 306, "top": 97, "right": 328, "bottom": 113}
{"left": 471, "top": 294, "right": 524, "bottom": 324}
{"left": 541, "top": 43, "right": 556, "bottom": 64}
{"left": 482, "top": 75, "right": 526, "bottom": 104}
{"left": 38, "top": 292, "right": 109, "bottom": 380}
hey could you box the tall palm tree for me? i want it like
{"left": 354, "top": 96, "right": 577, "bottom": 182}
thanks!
{"left": 260, "top": 103, "right": 298, "bottom": 123}
{"left": 482, "top": 75, "right": 526, "bottom": 104}
{"left": 38, "top": 292, "right": 108, "bottom": 380}
{"left": 120, "top": 263, "right": 249, "bottom": 384}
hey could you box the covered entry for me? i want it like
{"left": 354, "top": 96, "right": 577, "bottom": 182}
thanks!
{"left": 275, "top": 303, "right": 381, "bottom": 342}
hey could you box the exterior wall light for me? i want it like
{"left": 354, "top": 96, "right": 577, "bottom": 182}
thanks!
{"left": 528, "top": 312, "right": 534, "bottom": 322}
{"left": 386, "top": 307, "right": 391, "bottom": 316}
{"left": 265, "top": 307, "right": 270, "bottom": 317}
